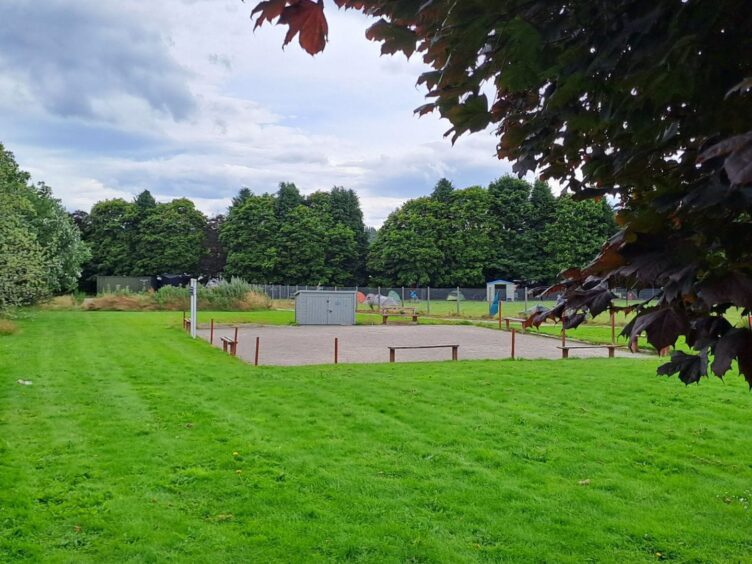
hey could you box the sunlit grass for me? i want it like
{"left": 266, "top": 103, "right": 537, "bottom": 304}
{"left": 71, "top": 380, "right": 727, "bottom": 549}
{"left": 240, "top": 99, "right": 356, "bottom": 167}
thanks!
{"left": 2, "top": 312, "right": 752, "bottom": 561}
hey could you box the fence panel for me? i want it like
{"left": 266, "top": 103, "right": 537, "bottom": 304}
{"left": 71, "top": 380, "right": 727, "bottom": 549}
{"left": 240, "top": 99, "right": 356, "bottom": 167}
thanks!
{"left": 96, "top": 276, "right": 155, "bottom": 294}
{"left": 244, "top": 283, "right": 660, "bottom": 320}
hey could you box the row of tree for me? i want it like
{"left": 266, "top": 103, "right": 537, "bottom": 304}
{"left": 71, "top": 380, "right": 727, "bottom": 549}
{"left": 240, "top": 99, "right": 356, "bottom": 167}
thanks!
{"left": 73, "top": 191, "right": 215, "bottom": 290}
{"left": 0, "top": 139, "right": 615, "bottom": 303}
{"left": 77, "top": 176, "right": 614, "bottom": 288}
{"left": 369, "top": 178, "right": 616, "bottom": 286}
{"left": 75, "top": 183, "right": 370, "bottom": 287}
{"left": 0, "top": 144, "right": 89, "bottom": 310}
{"left": 221, "top": 184, "right": 369, "bottom": 285}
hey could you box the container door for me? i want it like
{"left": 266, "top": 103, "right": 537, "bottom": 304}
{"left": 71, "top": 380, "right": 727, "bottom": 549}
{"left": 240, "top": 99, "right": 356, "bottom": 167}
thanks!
{"left": 311, "top": 294, "right": 331, "bottom": 325}
{"left": 328, "top": 294, "right": 354, "bottom": 325}
{"left": 297, "top": 293, "right": 329, "bottom": 325}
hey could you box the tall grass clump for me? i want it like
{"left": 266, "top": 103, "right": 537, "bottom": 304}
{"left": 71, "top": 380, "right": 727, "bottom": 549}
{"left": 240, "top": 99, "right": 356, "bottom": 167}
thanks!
{"left": 153, "top": 285, "right": 190, "bottom": 310}
{"left": 0, "top": 318, "right": 17, "bottom": 335}
{"left": 199, "top": 278, "right": 270, "bottom": 310}
{"left": 85, "top": 278, "right": 270, "bottom": 312}
{"left": 84, "top": 294, "right": 156, "bottom": 311}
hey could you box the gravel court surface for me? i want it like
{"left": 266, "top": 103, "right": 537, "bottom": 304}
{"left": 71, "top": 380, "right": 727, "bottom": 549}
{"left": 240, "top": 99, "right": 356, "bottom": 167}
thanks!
{"left": 197, "top": 324, "right": 649, "bottom": 366}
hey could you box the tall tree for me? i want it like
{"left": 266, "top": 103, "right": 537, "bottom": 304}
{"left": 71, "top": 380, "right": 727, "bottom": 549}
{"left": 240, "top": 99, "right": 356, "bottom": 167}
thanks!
{"left": 430, "top": 178, "right": 454, "bottom": 202}
{"left": 0, "top": 143, "right": 89, "bottom": 307}
{"left": 438, "top": 186, "right": 491, "bottom": 287}
{"left": 275, "top": 204, "right": 329, "bottom": 284}
{"left": 222, "top": 184, "right": 368, "bottom": 285}
{"left": 329, "top": 187, "right": 369, "bottom": 283}
{"left": 132, "top": 199, "right": 207, "bottom": 274}
{"left": 275, "top": 182, "right": 303, "bottom": 220}
{"left": 486, "top": 176, "right": 532, "bottom": 282}
{"left": 134, "top": 189, "right": 157, "bottom": 213}
{"left": 221, "top": 194, "right": 280, "bottom": 282}
{"left": 69, "top": 210, "right": 91, "bottom": 234}
{"left": 85, "top": 199, "right": 134, "bottom": 276}
{"left": 542, "top": 197, "right": 617, "bottom": 281}
{"left": 232, "top": 187, "right": 252, "bottom": 208}
{"left": 198, "top": 215, "right": 227, "bottom": 278}
{"left": 523, "top": 181, "right": 559, "bottom": 284}
{"left": 369, "top": 177, "right": 613, "bottom": 287}
{"left": 0, "top": 162, "right": 47, "bottom": 310}
{"left": 368, "top": 197, "right": 447, "bottom": 286}
{"left": 251, "top": 1, "right": 752, "bottom": 383}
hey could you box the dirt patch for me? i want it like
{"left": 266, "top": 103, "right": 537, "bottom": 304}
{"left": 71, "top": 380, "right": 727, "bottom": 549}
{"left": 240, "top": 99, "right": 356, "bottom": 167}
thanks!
{"left": 196, "top": 324, "right": 648, "bottom": 366}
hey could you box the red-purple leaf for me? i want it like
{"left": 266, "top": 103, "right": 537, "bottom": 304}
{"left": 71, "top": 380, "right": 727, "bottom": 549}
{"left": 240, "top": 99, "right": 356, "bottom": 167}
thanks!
{"left": 624, "top": 308, "right": 687, "bottom": 351}
{"left": 657, "top": 350, "right": 708, "bottom": 385}
{"left": 711, "top": 328, "right": 752, "bottom": 383}
{"left": 278, "top": 0, "right": 328, "bottom": 55}
{"left": 251, "top": 0, "right": 291, "bottom": 30}
{"left": 697, "top": 272, "right": 752, "bottom": 310}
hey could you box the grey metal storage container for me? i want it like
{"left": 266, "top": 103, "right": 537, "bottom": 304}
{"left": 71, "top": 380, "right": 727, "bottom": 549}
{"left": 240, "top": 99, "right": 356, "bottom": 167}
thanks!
{"left": 294, "top": 291, "right": 356, "bottom": 325}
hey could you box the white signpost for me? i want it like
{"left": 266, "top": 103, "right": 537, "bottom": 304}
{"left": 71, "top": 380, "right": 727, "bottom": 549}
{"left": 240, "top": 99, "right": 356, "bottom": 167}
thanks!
{"left": 190, "top": 278, "right": 197, "bottom": 339}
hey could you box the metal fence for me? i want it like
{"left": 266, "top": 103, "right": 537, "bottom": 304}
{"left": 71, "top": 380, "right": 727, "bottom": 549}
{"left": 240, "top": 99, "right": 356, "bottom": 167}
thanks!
{"left": 96, "top": 276, "right": 155, "bottom": 294}
{"left": 251, "top": 284, "right": 558, "bottom": 318}
{"left": 250, "top": 283, "right": 660, "bottom": 317}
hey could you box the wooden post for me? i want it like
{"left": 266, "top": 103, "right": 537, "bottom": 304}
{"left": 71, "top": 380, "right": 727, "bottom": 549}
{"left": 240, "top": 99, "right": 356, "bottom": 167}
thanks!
{"left": 748, "top": 314, "right": 751, "bottom": 330}
{"left": 610, "top": 311, "right": 615, "bottom": 345}
{"left": 561, "top": 317, "right": 567, "bottom": 347}
{"left": 511, "top": 328, "right": 516, "bottom": 359}
{"left": 334, "top": 337, "right": 339, "bottom": 364}
{"left": 231, "top": 327, "right": 239, "bottom": 356}
{"left": 451, "top": 345, "right": 458, "bottom": 361}
{"left": 254, "top": 336, "right": 260, "bottom": 366}
{"left": 210, "top": 318, "right": 214, "bottom": 344}
{"left": 389, "top": 348, "right": 395, "bottom": 363}
{"left": 182, "top": 310, "right": 186, "bottom": 330}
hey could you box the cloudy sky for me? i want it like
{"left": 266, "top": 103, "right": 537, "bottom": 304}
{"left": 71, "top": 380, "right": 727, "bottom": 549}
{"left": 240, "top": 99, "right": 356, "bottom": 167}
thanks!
{"left": 0, "top": 0, "right": 513, "bottom": 226}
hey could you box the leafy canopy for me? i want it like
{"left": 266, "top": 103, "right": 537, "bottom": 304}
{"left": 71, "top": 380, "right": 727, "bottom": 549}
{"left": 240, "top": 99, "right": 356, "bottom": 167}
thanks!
{"left": 251, "top": 0, "right": 752, "bottom": 385}
{"left": 369, "top": 176, "right": 614, "bottom": 287}
{"left": 82, "top": 193, "right": 208, "bottom": 278}
{"left": 0, "top": 143, "right": 90, "bottom": 310}
{"left": 220, "top": 183, "right": 368, "bottom": 285}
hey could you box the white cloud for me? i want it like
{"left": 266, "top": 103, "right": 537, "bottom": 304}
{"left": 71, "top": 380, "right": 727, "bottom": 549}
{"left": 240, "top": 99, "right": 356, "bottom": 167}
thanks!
{"left": 0, "top": 0, "right": 514, "bottom": 226}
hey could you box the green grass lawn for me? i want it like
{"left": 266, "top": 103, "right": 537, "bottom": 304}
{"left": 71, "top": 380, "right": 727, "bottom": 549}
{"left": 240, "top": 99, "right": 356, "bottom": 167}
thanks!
{"left": 2, "top": 312, "right": 752, "bottom": 562}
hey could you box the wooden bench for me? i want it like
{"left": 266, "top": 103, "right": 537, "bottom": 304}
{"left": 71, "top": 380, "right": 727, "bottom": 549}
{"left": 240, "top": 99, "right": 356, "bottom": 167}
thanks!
{"left": 183, "top": 318, "right": 191, "bottom": 331}
{"left": 388, "top": 344, "right": 458, "bottom": 362}
{"left": 502, "top": 317, "right": 527, "bottom": 330}
{"left": 557, "top": 344, "right": 618, "bottom": 359}
{"left": 381, "top": 307, "right": 419, "bottom": 325}
{"left": 221, "top": 336, "right": 238, "bottom": 356}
